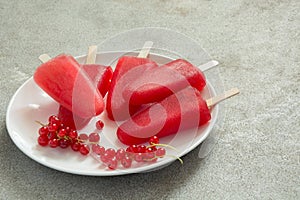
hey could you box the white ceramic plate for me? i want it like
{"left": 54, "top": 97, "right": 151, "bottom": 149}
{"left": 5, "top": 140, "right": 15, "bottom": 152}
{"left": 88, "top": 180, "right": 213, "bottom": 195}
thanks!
{"left": 6, "top": 52, "right": 218, "bottom": 176}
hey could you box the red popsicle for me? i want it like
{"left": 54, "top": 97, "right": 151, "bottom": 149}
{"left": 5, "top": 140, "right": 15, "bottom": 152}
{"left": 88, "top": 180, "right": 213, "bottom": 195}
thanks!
{"left": 106, "top": 56, "right": 158, "bottom": 120}
{"left": 56, "top": 46, "right": 112, "bottom": 129}
{"left": 57, "top": 105, "right": 90, "bottom": 130}
{"left": 117, "top": 87, "right": 239, "bottom": 145}
{"left": 117, "top": 86, "right": 211, "bottom": 145}
{"left": 57, "top": 65, "right": 112, "bottom": 130}
{"left": 81, "top": 64, "right": 113, "bottom": 97}
{"left": 34, "top": 54, "right": 104, "bottom": 118}
{"left": 124, "top": 59, "right": 206, "bottom": 106}
{"left": 82, "top": 45, "right": 113, "bottom": 97}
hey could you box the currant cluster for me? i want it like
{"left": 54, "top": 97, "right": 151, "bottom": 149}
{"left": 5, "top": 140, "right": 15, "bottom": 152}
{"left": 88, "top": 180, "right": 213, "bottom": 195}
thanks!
{"left": 91, "top": 136, "right": 166, "bottom": 170}
{"left": 37, "top": 115, "right": 168, "bottom": 170}
{"left": 37, "top": 115, "right": 102, "bottom": 155}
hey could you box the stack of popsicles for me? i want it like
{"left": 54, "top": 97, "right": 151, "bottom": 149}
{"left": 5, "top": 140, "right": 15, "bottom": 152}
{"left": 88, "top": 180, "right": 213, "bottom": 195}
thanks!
{"left": 34, "top": 42, "right": 238, "bottom": 145}
{"left": 34, "top": 47, "right": 113, "bottom": 129}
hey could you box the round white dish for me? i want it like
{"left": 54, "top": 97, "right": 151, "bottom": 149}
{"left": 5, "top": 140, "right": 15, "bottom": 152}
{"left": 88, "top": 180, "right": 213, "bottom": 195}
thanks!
{"left": 6, "top": 52, "right": 218, "bottom": 176}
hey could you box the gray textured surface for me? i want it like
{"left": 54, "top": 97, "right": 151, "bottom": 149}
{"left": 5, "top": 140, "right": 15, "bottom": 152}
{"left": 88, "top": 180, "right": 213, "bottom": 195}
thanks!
{"left": 1, "top": 0, "right": 299, "bottom": 199}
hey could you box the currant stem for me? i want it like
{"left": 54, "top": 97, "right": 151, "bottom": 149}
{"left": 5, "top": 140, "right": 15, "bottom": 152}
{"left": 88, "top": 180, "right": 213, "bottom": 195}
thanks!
{"left": 165, "top": 155, "right": 184, "bottom": 165}
{"left": 76, "top": 138, "right": 99, "bottom": 145}
{"left": 35, "top": 120, "right": 47, "bottom": 127}
{"left": 147, "top": 143, "right": 179, "bottom": 153}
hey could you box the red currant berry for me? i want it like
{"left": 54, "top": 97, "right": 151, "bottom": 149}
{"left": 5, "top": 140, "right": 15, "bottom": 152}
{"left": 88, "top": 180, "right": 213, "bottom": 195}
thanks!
{"left": 48, "top": 115, "right": 61, "bottom": 125}
{"left": 64, "top": 126, "right": 71, "bottom": 133}
{"left": 95, "top": 120, "right": 104, "bottom": 130}
{"left": 48, "top": 131, "right": 57, "bottom": 140}
{"left": 116, "top": 148, "right": 126, "bottom": 161}
{"left": 126, "top": 144, "right": 138, "bottom": 153}
{"left": 38, "top": 135, "right": 49, "bottom": 146}
{"left": 59, "top": 123, "right": 65, "bottom": 129}
{"left": 71, "top": 142, "right": 81, "bottom": 152}
{"left": 78, "top": 133, "right": 88, "bottom": 142}
{"left": 144, "top": 152, "right": 155, "bottom": 161}
{"left": 79, "top": 145, "right": 90, "bottom": 155}
{"left": 88, "top": 133, "right": 100, "bottom": 143}
{"left": 92, "top": 144, "right": 105, "bottom": 155}
{"left": 121, "top": 157, "right": 132, "bottom": 168}
{"left": 146, "top": 146, "right": 157, "bottom": 152}
{"left": 49, "top": 139, "right": 59, "bottom": 148}
{"left": 105, "top": 148, "right": 116, "bottom": 158}
{"left": 137, "top": 145, "right": 147, "bottom": 153}
{"left": 100, "top": 153, "right": 110, "bottom": 164}
{"left": 38, "top": 126, "right": 48, "bottom": 136}
{"left": 48, "top": 123, "right": 59, "bottom": 132}
{"left": 57, "top": 128, "right": 67, "bottom": 138}
{"left": 134, "top": 153, "right": 143, "bottom": 162}
{"left": 156, "top": 148, "right": 166, "bottom": 157}
{"left": 59, "top": 139, "right": 70, "bottom": 148}
{"left": 149, "top": 135, "right": 159, "bottom": 145}
{"left": 108, "top": 158, "right": 118, "bottom": 170}
{"left": 68, "top": 130, "right": 78, "bottom": 140}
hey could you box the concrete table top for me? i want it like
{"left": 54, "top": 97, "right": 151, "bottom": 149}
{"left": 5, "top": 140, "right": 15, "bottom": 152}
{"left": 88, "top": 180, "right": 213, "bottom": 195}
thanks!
{"left": 0, "top": 0, "right": 299, "bottom": 199}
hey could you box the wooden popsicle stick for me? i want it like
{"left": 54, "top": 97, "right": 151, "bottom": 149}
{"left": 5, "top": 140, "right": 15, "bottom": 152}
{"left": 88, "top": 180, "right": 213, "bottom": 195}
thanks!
{"left": 137, "top": 41, "right": 154, "bottom": 58}
{"left": 206, "top": 88, "right": 239, "bottom": 107}
{"left": 86, "top": 45, "right": 97, "bottom": 64}
{"left": 200, "top": 60, "right": 219, "bottom": 71}
{"left": 38, "top": 54, "right": 51, "bottom": 63}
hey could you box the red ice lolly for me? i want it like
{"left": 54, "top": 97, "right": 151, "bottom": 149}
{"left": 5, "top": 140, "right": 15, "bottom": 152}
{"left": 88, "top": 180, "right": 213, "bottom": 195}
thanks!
{"left": 124, "top": 59, "right": 206, "bottom": 106}
{"left": 57, "top": 105, "right": 90, "bottom": 130}
{"left": 34, "top": 54, "right": 104, "bottom": 118}
{"left": 82, "top": 64, "right": 113, "bottom": 97}
{"left": 106, "top": 56, "right": 158, "bottom": 121}
{"left": 117, "top": 86, "right": 211, "bottom": 145}
{"left": 82, "top": 45, "right": 113, "bottom": 97}
{"left": 57, "top": 64, "right": 113, "bottom": 129}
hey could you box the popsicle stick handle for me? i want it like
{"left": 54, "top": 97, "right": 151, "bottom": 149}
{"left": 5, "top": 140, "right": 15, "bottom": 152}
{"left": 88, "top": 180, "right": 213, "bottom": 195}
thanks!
{"left": 39, "top": 54, "right": 51, "bottom": 63}
{"left": 137, "top": 41, "right": 153, "bottom": 58}
{"left": 199, "top": 60, "right": 219, "bottom": 71}
{"left": 86, "top": 45, "right": 97, "bottom": 64}
{"left": 206, "top": 88, "right": 240, "bottom": 107}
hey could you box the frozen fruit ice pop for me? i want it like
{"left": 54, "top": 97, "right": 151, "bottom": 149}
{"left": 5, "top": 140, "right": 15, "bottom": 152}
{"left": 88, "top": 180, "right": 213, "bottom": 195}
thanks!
{"left": 82, "top": 45, "right": 113, "bottom": 97}
{"left": 106, "top": 56, "right": 158, "bottom": 121}
{"left": 124, "top": 59, "right": 206, "bottom": 106}
{"left": 56, "top": 65, "right": 112, "bottom": 130}
{"left": 117, "top": 86, "right": 211, "bottom": 145}
{"left": 34, "top": 54, "right": 104, "bottom": 118}
{"left": 82, "top": 64, "right": 113, "bottom": 97}
{"left": 57, "top": 105, "right": 90, "bottom": 130}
